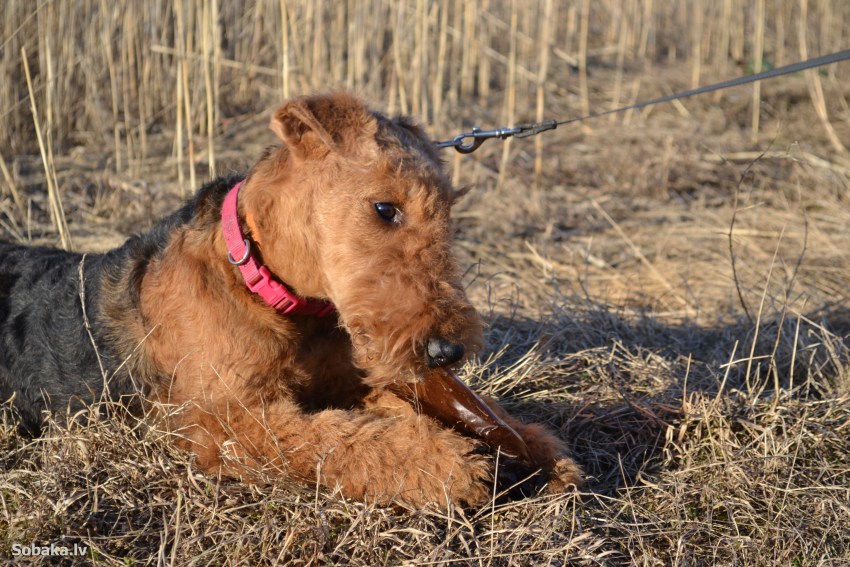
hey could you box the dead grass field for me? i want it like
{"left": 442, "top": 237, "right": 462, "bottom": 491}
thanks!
{"left": 2, "top": 1, "right": 850, "bottom": 565}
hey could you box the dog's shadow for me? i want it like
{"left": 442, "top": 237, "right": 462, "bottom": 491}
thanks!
{"left": 473, "top": 301, "right": 850, "bottom": 494}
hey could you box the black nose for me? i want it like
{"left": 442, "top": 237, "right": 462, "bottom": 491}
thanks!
{"left": 426, "top": 337, "right": 465, "bottom": 368}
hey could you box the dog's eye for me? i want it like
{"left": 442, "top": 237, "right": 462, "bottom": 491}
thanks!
{"left": 374, "top": 202, "right": 399, "bottom": 222}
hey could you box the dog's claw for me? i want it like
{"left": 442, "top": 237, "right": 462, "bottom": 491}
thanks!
{"left": 389, "top": 368, "right": 534, "bottom": 464}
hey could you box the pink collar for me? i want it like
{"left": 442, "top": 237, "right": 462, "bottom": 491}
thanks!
{"left": 221, "top": 181, "right": 334, "bottom": 317}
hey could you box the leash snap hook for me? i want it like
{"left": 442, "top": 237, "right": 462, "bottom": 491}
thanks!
{"left": 436, "top": 126, "right": 523, "bottom": 154}
{"left": 435, "top": 128, "right": 487, "bottom": 154}
{"left": 453, "top": 128, "right": 487, "bottom": 154}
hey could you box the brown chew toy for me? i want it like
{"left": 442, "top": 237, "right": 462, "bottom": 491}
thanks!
{"left": 390, "top": 368, "right": 534, "bottom": 464}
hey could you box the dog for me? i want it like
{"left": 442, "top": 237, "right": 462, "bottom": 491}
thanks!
{"left": 0, "top": 92, "right": 581, "bottom": 507}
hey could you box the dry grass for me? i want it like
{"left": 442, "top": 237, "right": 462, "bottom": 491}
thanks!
{"left": 2, "top": 1, "right": 850, "bottom": 565}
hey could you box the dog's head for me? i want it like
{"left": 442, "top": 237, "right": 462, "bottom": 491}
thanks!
{"left": 241, "top": 92, "right": 483, "bottom": 385}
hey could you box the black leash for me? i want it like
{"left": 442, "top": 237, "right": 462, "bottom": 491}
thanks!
{"left": 436, "top": 49, "right": 850, "bottom": 154}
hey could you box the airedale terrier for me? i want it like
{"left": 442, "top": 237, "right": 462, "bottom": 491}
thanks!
{"left": 0, "top": 93, "right": 580, "bottom": 507}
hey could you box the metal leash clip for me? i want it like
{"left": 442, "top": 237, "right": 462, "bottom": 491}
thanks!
{"left": 435, "top": 120, "right": 558, "bottom": 154}
{"left": 435, "top": 126, "right": 522, "bottom": 154}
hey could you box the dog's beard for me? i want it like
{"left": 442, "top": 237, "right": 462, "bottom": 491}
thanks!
{"left": 344, "top": 320, "right": 425, "bottom": 386}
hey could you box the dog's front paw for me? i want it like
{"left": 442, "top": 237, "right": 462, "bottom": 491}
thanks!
{"left": 542, "top": 457, "right": 583, "bottom": 494}
{"left": 443, "top": 451, "right": 493, "bottom": 507}
{"left": 411, "top": 430, "right": 493, "bottom": 508}
{"left": 346, "top": 419, "right": 494, "bottom": 509}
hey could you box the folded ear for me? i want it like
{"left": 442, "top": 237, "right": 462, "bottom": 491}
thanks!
{"left": 270, "top": 93, "right": 377, "bottom": 160}
{"left": 270, "top": 99, "right": 336, "bottom": 160}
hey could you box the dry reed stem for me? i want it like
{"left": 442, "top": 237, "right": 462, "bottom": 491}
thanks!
{"left": 496, "top": 0, "right": 518, "bottom": 193}
{"left": 690, "top": 0, "right": 703, "bottom": 89}
{"left": 0, "top": 149, "right": 23, "bottom": 213}
{"left": 433, "top": 0, "right": 449, "bottom": 128}
{"left": 179, "top": 37, "right": 196, "bottom": 192}
{"left": 173, "top": 27, "right": 185, "bottom": 189}
{"left": 751, "top": 0, "right": 765, "bottom": 144}
{"left": 202, "top": 0, "right": 216, "bottom": 178}
{"left": 577, "top": 0, "right": 590, "bottom": 120}
{"left": 609, "top": 2, "right": 629, "bottom": 124}
{"left": 280, "top": 0, "right": 290, "bottom": 98}
{"left": 533, "top": 0, "right": 553, "bottom": 191}
{"left": 391, "top": 5, "right": 409, "bottom": 115}
{"left": 20, "top": 46, "right": 71, "bottom": 250}
{"left": 798, "top": 0, "right": 848, "bottom": 156}
{"left": 101, "top": 2, "right": 122, "bottom": 173}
